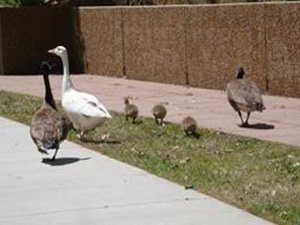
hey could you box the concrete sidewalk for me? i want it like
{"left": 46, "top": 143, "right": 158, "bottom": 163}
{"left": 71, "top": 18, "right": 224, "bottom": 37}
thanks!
{"left": 0, "top": 117, "right": 273, "bottom": 225}
{"left": 0, "top": 75, "right": 299, "bottom": 147}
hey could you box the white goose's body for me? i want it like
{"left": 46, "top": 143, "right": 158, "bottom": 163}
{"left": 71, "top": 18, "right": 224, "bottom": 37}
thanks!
{"left": 62, "top": 89, "right": 110, "bottom": 131}
{"left": 49, "top": 46, "right": 111, "bottom": 138}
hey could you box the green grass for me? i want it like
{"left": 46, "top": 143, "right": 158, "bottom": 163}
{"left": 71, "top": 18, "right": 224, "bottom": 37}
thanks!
{"left": 0, "top": 89, "right": 300, "bottom": 225}
{"left": 0, "top": 0, "right": 19, "bottom": 6}
{"left": 0, "top": 0, "right": 47, "bottom": 6}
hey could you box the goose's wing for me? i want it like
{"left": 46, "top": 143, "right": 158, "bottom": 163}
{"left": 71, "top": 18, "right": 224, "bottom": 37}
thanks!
{"left": 65, "top": 91, "right": 111, "bottom": 118}
{"left": 226, "top": 81, "right": 243, "bottom": 103}
{"left": 30, "top": 113, "right": 44, "bottom": 147}
{"left": 56, "top": 114, "right": 69, "bottom": 143}
{"left": 239, "top": 80, "right": 263, "bottom": 107}
{"left": 30, "top": 107, "right": 67, "bottom": 149}
{"left": 227, "top": 80, "right": 264, "bottom": 109}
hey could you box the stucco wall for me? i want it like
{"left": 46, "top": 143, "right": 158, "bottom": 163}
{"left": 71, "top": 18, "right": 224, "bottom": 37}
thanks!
{"left": 123, "top": 7, "right": 187, "bottom": 85}
{"left": 185, "top": 4, "right": 267, "bottom": 92}
{"left": 77, "top": 8, "right": 123, "bottom": 77}
{"left": 265, "top": 3, "right": 300, "bottom": 98}
{"left": 77, "top": 3, "right": 300, "bottom": 98}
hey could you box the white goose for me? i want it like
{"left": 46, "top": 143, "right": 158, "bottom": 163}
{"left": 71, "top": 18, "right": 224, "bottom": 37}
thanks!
{"left": 48, "top": 46, "right": 111, "bottom": 139}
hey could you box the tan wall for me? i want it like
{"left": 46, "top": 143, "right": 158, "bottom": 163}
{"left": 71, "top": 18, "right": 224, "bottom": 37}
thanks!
{"left": 186, "top": 4, "right": 267, "bottom": 92}
{"left": 123, "top": 7, "right": 187, "bottom": 85}
{"left": 77, "top": 8, "right": 123, "bottom": 77}
{"left": 265, "top": 3, "right": 300, "bottom": 98}
{"left": 77, "top": 3, "right": 300, "bottom": 98}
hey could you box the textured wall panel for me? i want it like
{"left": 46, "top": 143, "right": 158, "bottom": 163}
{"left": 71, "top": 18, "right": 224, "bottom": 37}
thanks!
{"left": 265, "top": 3, "right": 300, "bottom": 98}
{"left": 78, "top": 8, "right": 123, "bottom": 77}
{"left": 123, "top": 6, "right": 187, "bottom": 85}
{"left": 186, "top": 4, "right": 267, "bottom": 92}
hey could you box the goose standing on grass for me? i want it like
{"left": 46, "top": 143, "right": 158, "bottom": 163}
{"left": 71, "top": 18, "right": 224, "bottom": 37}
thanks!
{"left": 124, "top": 96, "right": 139, "bottom": 124}
{"left": 30, "top": 61, "right": 68, "bottom": 161}
{"left": 48, "top": 46, "right": 111, "bottom": 139}
{"left": 152, "top": 103, "right": 167, "bottom": 125}
{"left": 182, "top": 116, "right": 198, "bottom": 137}
{"left": 226, "top": 67, "right": 265, "bottom": 127}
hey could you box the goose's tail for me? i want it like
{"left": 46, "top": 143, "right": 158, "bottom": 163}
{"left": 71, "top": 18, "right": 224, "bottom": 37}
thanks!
{"left": 42, "top": 140, "right": 58, "bottom": 150}
{"left": 256, "top": 103, "right": 266, "bottom": 112}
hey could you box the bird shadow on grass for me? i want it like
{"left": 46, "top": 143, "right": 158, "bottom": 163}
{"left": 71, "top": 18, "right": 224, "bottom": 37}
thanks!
{"left": 133, "top": 120, "right": 143, "bottom": 125}
{"left": 42, "top": 157, "right": 90, "bottom": 166}
{"left": 80, "top": 137, "right": 121, "bottom": 145}
{"left": 184, "top": 131, "right": 201, "bottom": 139}
{"left": 239, "top": 123, "right": 275, "bottom": 130}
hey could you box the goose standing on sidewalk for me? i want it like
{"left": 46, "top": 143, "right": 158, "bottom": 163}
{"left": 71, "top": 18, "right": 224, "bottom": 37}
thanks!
{"left": 30, "top": 61, "right": 68, "bottom": 161}
{"left": 226, "top": 67, "right": 265, "bottom": 127}
{"left": 48, "top": 46, "right": 111, "bottom": 139}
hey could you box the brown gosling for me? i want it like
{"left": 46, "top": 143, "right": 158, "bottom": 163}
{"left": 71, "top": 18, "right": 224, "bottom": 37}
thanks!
{"left": 124, "top": 97, "right": 139, "bottom": 124}
{"left": 152, "top": 104, "right": 167, "bottom": 125}
{"left": 226, "top": 67, "right": 266, "bottom": 127}
{"left": 182, "top": 116, "right": 198, "bottom": 137}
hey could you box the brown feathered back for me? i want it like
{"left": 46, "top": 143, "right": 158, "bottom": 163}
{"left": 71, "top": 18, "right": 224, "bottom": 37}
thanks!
{"left": 30, "top": 104, "right": 68, "bottom": 150}
{"left": 124, "top": 97, "right": 139, "bottom": 121}
{"left": 152, "top": 104, "right": 167, "bottom": 120}
{"left": 182, "top": 116, "right": 197, "bottom": 134}
{"left": 226, "top": 70, "right": 265, "bottom": 113}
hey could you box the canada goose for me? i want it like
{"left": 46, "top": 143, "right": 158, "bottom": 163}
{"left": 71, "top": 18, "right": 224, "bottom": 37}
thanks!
{"left": 48, "top": 46, "right": 112, "bottom": 139}
{"left": 30, "top": 60, "right": 68, "bottom": 161}
{"left": 124, "top": 96, "right": 139, "bottom": 124}
{"left": 152, "top": 104, "right": 167, "bottom": 125}
{"left": 226, "top": 67, "right": 265, "bottom": 127}
{"left": 182, "top": 116, "right": 197, "bottom": 137}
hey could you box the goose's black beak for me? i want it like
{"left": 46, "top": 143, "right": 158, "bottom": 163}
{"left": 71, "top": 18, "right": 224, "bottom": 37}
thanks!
{"left": 39, "top": 60, "right": 56, "bottom": 74}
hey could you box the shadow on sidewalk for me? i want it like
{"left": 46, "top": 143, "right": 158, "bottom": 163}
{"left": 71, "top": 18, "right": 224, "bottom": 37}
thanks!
{"left": 240, "top": 123, "right": 275, "bottom": 130}
{"left": 42, "top": 157, "right": 90, "bottom": 166}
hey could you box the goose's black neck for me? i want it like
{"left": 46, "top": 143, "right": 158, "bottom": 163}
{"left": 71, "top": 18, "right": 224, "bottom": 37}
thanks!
{"left": 43, "top": 73, "right": 57, "bottom": 110}
{"left": 237, "top": 67, "right": 245, "bottom": 79}
{"left": 40, "top": 61, "right": 57, "bottom": 110}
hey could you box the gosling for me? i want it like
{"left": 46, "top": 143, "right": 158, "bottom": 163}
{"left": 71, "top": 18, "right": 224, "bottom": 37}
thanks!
{"left": 226, "top": 67, "right": 265, "bottom": 127}
{"left": 152, "top": 104, "right": 167, "bottom": 125}
{"left": 124, "top": 97, "right": 139, "bottom": 124}
{"left": 182, "top": 116, "right": 198, "bottom": 137}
